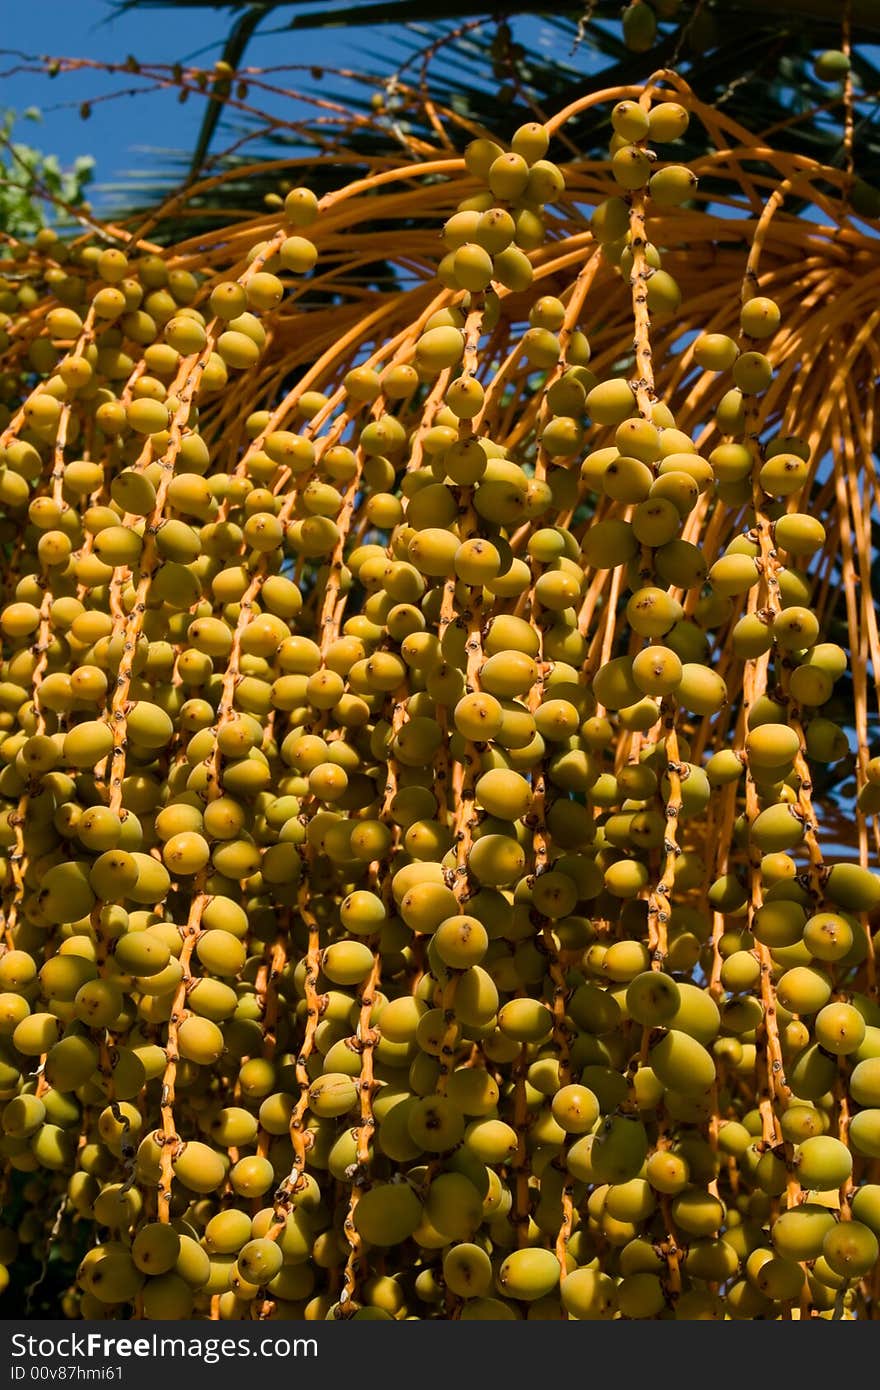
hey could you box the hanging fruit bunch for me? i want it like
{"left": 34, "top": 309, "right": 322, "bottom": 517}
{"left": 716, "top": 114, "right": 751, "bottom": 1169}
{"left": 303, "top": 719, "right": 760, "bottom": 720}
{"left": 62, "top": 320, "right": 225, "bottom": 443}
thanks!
{"left": 0, "top": 58, "right": 878, "bottom": 1322}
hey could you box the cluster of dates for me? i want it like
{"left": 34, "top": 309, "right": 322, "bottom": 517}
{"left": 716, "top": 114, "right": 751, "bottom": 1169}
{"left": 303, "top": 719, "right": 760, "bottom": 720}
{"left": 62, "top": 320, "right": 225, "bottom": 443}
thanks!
{"left": 0, "top": 76, "right": 876, "bottom": 1322}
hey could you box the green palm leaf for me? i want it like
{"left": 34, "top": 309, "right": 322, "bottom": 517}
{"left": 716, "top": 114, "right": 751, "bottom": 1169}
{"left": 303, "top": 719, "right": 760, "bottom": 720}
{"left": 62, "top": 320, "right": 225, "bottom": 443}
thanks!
{"left": 103, "top": 0, "right": 880, "bottom": 235}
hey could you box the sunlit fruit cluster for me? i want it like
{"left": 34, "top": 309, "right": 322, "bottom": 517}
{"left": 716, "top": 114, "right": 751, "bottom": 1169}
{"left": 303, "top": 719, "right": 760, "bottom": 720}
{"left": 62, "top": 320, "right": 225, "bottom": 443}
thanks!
{"left": 0, "top": 67, "right": 877, "bottom": 1323}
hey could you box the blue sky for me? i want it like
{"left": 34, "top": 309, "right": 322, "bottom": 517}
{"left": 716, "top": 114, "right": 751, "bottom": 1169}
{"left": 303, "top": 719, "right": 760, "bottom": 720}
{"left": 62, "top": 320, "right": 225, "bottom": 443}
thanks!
{"left": 1, "top": 0, "right": 384, "bottom": 203}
